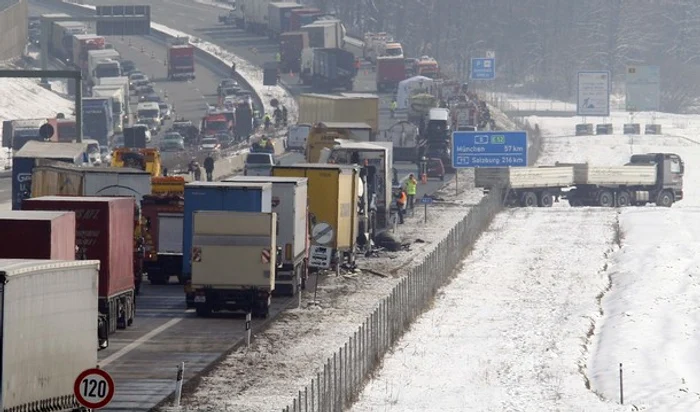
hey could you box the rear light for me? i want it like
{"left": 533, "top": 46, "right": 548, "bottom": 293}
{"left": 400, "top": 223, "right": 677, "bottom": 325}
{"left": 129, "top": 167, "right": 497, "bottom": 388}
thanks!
{"left": 285, "top": 243, "right": 292, "bottom": 260}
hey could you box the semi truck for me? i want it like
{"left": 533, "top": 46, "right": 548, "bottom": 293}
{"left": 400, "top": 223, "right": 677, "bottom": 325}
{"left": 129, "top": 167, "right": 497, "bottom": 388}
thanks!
{"left": 0, "top": 211, "right": 76, "bottom": 260}
{"left": 1, "top": 118, "right": 44, "bottom": 150}
{"left": 474, "top": 153, "right": 684, "bottom": 208}
{"left": 182, "top": 182, "right": 273, "bottom": 307}
{"left": 191, "top": 211, "right": 278, "bottom": 318}
{"left": 243, "top": 0, "right": 272, "bottom": 34}
{"left": 273, "top": 164, "right": 360, "bottom": 271}
{"left": 50, "top": 21, "right": 86, "bottom": 62}
{"left": 0, "top": 258, "right": 103, "bottom": 411}
{"left": 298, "top": 93, "right": 380, "bottom": 135}
{"left": 280, "top": 31, "right": 308, "bottom": 73}
{"left": 72, "top": 34, "right": 105, "bottom": 76}
{"left": 300, "top": 47, "right": 355, "bottom": 91}
{"left": 22, "top": 196, "right": 137, "bottom": 334}
{"left": 167, "top": 41, "right": 195, "bottom": 80}
{"left": 268, "top": 2, "right": 303, "bottom": 39}
{"left": 224, "top": 176, "right": 309, "bottom": 295}
{"left": 82, "top": 97, "right": 114, "bottom": 145}
{"left": 141, "top": 194, "right": 185, "bottom": 285}
{"left": 384, "top": 120, "right": 420, "bottom": 162}
{"left": 91, "top": 85, "right": 125, "bottom": 133}
{"left": 97, "top": 76, "right": 131, "bottom": 118}
{"left": 87, "top": 49, "right": 121, "bottom": 86}
{"left": 305, "top": 122, "right": 373, "bottom": 162}
{"left": 376, "top": 56, "right": 406, "bottom": 92}
{"left": 300, "top": 19, "right": 345, "bottom": 48}
{"left": 289, "top": 7, "right": 323, "bottom": 31}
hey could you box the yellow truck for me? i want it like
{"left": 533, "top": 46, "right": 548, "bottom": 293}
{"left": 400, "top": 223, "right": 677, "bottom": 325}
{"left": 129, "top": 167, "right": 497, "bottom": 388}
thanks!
{"left": 191, "top": 211, "right": 277, "bottom": 318}
{"left": 305, "top": 122, "right": 373, "bottom": 163}
{"left": 272, "top": 163, "right": 360, "bottom": 270}
{"left": 298, "top": 93, "right": 380, "bottom": 135}
{"left": 151, "top": 176, "right": 186, "bottom": 195}
{"left": 111, "top": 147, "right": 162, "bottom": 177}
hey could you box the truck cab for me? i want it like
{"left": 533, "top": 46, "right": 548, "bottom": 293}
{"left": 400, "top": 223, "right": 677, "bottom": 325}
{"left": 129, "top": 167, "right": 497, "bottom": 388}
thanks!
{"left": 136, "top": 102, "right": 163, "bottom": 133}
{"left": 383, "top": 42, "right": 403, "bottom": 58}
{"left": 628, "top": 153, "right": 684, "bottom": 205}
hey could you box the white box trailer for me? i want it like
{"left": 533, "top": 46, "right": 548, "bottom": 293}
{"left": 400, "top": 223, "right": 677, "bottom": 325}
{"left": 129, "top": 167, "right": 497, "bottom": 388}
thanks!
{"left": 191, "top": 211, "right": 278, "bottom": 318}
{"left": 91, "top": 85, "right": 125, "bottom": 133}
{"left": 0, "top": 259, "right": 100, "bottom": 412}
{"left": 223, "top": 176, "right": 308, "bottom": 295}
{"left": 301, "top": 19, "right": 345, "bottom": 49}
{"left": 97, "top": 76, "right": 131, "bottom": 115}
{"left": 245, "top": 0, "right": 273, "bottom": 34}
{"left": 565, "top": 163, "right": 658, "bottom": 186}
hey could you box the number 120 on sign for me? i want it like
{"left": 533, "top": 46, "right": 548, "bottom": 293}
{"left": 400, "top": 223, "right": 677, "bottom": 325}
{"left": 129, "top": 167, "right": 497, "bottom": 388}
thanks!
{"left": 74, "top": 368, "right": 115, "bottom": 409}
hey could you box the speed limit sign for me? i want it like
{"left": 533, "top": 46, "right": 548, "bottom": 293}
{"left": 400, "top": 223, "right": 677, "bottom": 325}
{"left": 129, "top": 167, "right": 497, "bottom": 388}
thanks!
{"left": 74, "top": 368, "right": 115, "bottom": 409}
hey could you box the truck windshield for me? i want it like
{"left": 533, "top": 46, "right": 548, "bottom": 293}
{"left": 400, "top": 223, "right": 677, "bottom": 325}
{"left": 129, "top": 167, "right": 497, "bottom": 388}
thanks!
{"left": 385, "top": 48, "right": 402, "bottom": 57}
{"left": 207, "top": 120, "right": 228, "bottom": 131}
{"left": 96, "top": 66, "right": 120, "bottom": 78}
{"left": 138, "top": 109, "right": 159, "bottom": 118}
{"left": 171, "top": 56, "right": 192, "bottom": 66}
{"left": 246, "top": 154, "right": 272, "bottom": 164}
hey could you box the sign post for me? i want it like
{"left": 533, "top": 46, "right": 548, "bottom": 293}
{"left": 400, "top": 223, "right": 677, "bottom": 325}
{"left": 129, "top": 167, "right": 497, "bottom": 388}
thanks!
{"left": 625, "top": 65, "right": 660, "bottom": 112}
{"left": 577, "top": 71, "right": 611, "bottom": 117}
{"left": 420, "top": 195, "right": 433, "bottom": 223}
{"left": 174, "top": 362, "right": 185, "bottom": 406}
{"left": 245, "top": 312, "right": 252, "bottom": 347}
{"left": 74, "top": 368, "right": 116, "bottom": 409}
{"left": 470, "top": 58, "right": 496, "bottom": 81}
{"left": 451, "top": 131, "right": 528, "bottom": 168}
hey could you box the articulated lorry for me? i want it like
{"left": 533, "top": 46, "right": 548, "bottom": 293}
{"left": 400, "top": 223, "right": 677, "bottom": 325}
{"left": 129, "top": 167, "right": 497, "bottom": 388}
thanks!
{"left": 0, "top": 259, "right": 102, "bottom": 411}
{"left": 268, "top": 2, "right": 303, "bottom": 39}
{"left": 474, "top": 153, "right": 684, "bottom": 208}
{"left": 82, "top": 97, "right": 114, "bottom": 145}
{"left": 92, "top": 85, "right": 125, "bottom": 133}
{"left": 300, "top": 47, "right": 355, "bottom": 91}
{"left": 141, "top": 194, "right": 185, "bottom": 285}
{"left": 72, "top": 34, "right": 105, "bottom": 77}
{"left": 167, "top": 40, "right": 195, "bottom": 80}
{"left": 87, "top": 48, "right": 120, "bottom": 86}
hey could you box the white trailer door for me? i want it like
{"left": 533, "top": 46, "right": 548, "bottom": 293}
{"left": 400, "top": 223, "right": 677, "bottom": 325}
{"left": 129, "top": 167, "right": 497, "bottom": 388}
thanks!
{"left": 158, "top": 213, "right": 184, "bottom": 254}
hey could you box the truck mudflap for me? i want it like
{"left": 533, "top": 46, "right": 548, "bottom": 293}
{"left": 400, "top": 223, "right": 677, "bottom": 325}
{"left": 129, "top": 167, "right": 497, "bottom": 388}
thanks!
{"left": 193, "top": 287, "right": 272, "bottom": 318}
{"left": 145, "top": 253, "right": 184, "bottom": 285}
{"left": 273, "top": 258, "right": 308, "bottom": 297}
{"left": 98, "top": 289, "right": 136, "bottom": 334}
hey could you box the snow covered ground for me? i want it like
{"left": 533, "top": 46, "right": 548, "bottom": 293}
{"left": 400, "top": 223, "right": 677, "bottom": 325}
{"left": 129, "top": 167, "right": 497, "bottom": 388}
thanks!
{"left": 350, "top": 98, "right": 700, "bottom": 411}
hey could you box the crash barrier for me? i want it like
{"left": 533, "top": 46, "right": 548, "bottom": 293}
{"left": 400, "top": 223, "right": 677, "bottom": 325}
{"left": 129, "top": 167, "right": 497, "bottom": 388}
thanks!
{"left": 281, "top": 187, "right": 503, "bottom": 412}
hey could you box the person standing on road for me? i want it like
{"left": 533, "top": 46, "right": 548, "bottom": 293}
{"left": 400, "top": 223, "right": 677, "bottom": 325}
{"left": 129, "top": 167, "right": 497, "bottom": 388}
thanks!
{"left": 193, "top": 162, "right": 202, "bottom": 181}
{"left": 396, "top": 189, "right": 407, "bottom": 224}
{"left": 390, "top": 99, "right": 397, "bottom": 118}
{"left": 204, "top": 155, "right": 215, "bottom": 182}
{"left": 404, "top": 174, "right": 418, "bottom": 210}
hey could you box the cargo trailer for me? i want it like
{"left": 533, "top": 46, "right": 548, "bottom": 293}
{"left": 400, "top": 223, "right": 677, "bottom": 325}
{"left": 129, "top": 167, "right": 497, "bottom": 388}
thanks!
{"left": 191, "top": 211, "right": 278, "bottom": 318}
{"left": 223, "top": 176, "right": 309, "bottom": 295}
{"left": 0, "top": 211, "right": 76, "bottom": 260}
{"left": 0, "top": 259, "right": 102, "bottom": 411}
{"left": 183, "top": 182, "right": 273, "bottom": 305}
{"left": 279, "top": 31, "right": 308, "bottom": 73}
{"left": 475, "top": 153, "right": 685, "bottom": 208}
{"left": 305, "top": 122, "right": 374, "bottom": 163}
{"left": 72, "top": 34, "right": 105, "bottom": 76}
{"left": 272, "top": 164, "right": 359, "bottom": 270}
{"left": 141, "top": 195, "right": 185, "bottom": 285}
{"left": 22, "top": 196, "right": 136, "bottom": 334}
{"left": 301, "top": 47, "right": 355, "bottom": 91}
{"left": 11, "top": 141, "right": 88, "bottom": 210}
{"left": 50, "top": 20, "right": 86, "bottom": 62}
{"left": 167, "top": 43, "right": 195, "bottom": 80}
{"left": 300, "top": 19, "right": 345, "bottom": 49}
{"left": 289, "top": 7, "right": 322, "bottom": 31}
{"left": 268, "top": 2, "right": 303, "bottom": 39}
{"left": 376, "top": 56, "right": 407, "bottom": 92}
{"left": 298, "top": 93, "right": 380, "bottom": 135}
{"left": 1, "top": 118, "right": 45, "bottom": 151}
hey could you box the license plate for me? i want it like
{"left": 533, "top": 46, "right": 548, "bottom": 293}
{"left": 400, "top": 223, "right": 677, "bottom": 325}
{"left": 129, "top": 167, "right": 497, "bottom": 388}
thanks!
{"left": 194, "top": 295, "right": 206, "bottom": 303}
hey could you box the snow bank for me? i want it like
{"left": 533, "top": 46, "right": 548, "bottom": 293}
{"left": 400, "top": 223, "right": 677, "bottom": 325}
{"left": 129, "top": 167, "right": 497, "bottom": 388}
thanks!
{"left": 350, "top": 208, "right": 623, "bottom": 412}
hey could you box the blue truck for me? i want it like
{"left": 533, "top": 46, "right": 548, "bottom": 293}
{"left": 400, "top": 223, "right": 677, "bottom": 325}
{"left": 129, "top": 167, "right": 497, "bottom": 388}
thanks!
{"left": 11, "top": 141, "right": 88, "bottom": 210}
{"left": 182, "top": 182, "right": 273, "bottom": 307}
{"left": 82, "top": 97, "right": 114, "bottom": 146}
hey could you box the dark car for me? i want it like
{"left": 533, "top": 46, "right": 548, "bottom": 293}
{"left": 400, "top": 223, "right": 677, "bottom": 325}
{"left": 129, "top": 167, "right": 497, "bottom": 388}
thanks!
{"left": 139, "top": 93, "right": 161, "bottom": 103}
{"left": 121, "top": 60, "right": 136, "bottom": 75}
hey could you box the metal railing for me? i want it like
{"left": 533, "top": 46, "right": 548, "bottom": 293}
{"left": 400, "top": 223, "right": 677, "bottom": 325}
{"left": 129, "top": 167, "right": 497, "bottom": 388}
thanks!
{"left": 281, "top": 188, "right": 503, "bottom": 412}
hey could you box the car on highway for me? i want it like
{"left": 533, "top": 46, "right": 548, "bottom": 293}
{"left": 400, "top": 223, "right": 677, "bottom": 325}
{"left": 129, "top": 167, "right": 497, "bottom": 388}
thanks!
{"left": 129, "top": 72, "right": 147, "bottom": 89}
{"left": 85, "top": 139, "right": 101, "bottom": 165}
{"left": 160, "top": 132, "right": 185, "bottom": 151}
{"left": 133, "top": 124, "right": 153, "bottom": 143}
{"left": 199, "top": 137, "right": 221, "bottom": 152}
{"left": 244, "top": 152, "right": 277, "bottom": 176}
{"left": 121, "top": 60, "right": 136, "bottom": 75}
{"left": 137, "top": 102, "right": 164, "bottom": 133}
{"left": 140, "top": 92, "right": 161, "bottom": 103}
{"left": 159, "top": 102, "right": 173, "bottom": 120}
{"left": 219, "top": 78, "right": 238, "bottom": 89}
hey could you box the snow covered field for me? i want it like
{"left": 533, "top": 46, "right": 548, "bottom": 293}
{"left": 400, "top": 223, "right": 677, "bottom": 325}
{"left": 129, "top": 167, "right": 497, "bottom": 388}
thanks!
{"left": 350, "top": 97, "right": 700, "bottom": 411}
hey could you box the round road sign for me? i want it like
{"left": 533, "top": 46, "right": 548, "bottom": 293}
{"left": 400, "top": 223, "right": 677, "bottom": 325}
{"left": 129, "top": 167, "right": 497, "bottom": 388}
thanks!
{"left": 312, "top": 222, "right": 334, "bottom": 245}
{"left": 74, "top": 368, "right": 115, "bottom": 409}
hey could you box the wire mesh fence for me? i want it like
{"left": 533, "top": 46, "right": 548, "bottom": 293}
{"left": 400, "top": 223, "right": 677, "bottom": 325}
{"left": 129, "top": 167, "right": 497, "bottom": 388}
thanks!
{"left": 281, "top": 188, "right": 503, "bottom": 412}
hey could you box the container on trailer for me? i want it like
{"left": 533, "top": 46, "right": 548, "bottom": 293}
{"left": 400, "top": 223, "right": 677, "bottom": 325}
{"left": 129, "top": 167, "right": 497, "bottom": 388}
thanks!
{"left": 289, "top": 8, "right": 321, "bottom": 31}
{"left": 272, "top": 164, "right": 358, "bottom": 251}
{"left": 96, "top": 76, "right": 131, "bottom": 114}
{"left": 72, "top": 34, "right": 106, "bottom": 73}
{"left": 167, "top": 43, "right": 195, "bottom": 79}
{"left": 279, "top": 31, "right": 308, "bottom": 72}
{"left": 50, "top": 21, "right": 86, "bottom": 61}
{"left": 300, "top": 19, "right": 345, "bottom": 49}
{"left": 11, "top": 141, "right": 88, "bottom": 210}
{"left": 21, "top": 196, "right": 136, "bottom": 333}
{"left": 141, "top": 195, "right": 185, "bottom": 285}
{"left": 2, "top": 119, "right": 45, "bottom": 150}
{"left": 31, "top": 161, "right": 151, "bottom": 204}
{"left": 0, "top": 211, "right": 76, "bottom": 260}
{"left": 268, "top": 2, "right": 303, "bottom": 38}
{"left": 0, "top": 258, "right": 100, "bottom": 412}
{"left": 182, "top": 182, "right": 273, "bottom": 278}
{"left": 298, "top": 93, "right": 380, "bottom": 134}
{"left": 223, "top": 176, "right": 309, "bottom": 295}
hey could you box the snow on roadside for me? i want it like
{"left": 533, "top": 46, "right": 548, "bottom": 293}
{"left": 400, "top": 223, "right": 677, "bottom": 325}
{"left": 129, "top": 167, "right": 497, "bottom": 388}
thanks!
{"left": 350, "top": 208, "right": 623, "bottom": 412}
{"left": 191, "top": 0, "right": 232, "bottom": 10}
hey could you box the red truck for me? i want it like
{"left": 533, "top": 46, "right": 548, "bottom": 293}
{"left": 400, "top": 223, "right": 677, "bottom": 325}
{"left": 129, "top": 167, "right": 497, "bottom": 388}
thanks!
{"left": 72, "top": 34, "right": 105, "bottom": 76}
{"left": 47, "top": 117, "right": 78, "bottom": 142}
{"left": 141, "top": 195, "right": 184, "bottom": 285}
{"left": 376, "top": 56, "right": 406, "bottom": 92}
{"left": 280, "top": 31, "right": 309, "bottom": 73}
{"left": 201, "top": 113, "right": 231, "bottom": 137}
{"left": 0, "top": 210, "right": 76, "bottom": 260}
{"left": 22, "top": 196, "right": 136, "bottom": 335}
{"left": 167, "top": 43, "right": 195, "bottom": 80}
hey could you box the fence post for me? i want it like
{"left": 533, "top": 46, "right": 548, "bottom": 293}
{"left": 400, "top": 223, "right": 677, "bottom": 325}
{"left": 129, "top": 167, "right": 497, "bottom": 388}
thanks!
{"left": 316, "top": 372, "right": 321, "bottom": 412}
{"left": 619, "top": 363, "right": 624, "bottom": 404}
{"left": 173, "top": 361, "right": 185, "bottom": 407}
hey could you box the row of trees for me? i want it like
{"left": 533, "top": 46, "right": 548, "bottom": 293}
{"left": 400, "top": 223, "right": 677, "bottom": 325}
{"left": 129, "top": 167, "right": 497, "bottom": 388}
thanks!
{"left": 311, "top": 0, "right": 700, "bottom": 112}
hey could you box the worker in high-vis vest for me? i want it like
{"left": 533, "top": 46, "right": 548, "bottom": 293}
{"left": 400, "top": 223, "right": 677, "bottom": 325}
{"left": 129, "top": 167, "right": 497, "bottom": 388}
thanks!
{"left": 404, "top": 173, "right": 418, "bottom": 209}
{"left": 275, "top": 52, "right": 281, "bottom": 62}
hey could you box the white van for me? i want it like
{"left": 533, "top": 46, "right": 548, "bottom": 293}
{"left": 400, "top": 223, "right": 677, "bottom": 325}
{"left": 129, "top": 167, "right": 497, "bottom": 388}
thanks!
{"left": 84, "top": 139, "right": 101, "bottom": 165}
{"left": 286, "top": 123, "right": 311, "bottom": 152}
{"left": 136, "top": 102, "right": 162, "bottom": 133}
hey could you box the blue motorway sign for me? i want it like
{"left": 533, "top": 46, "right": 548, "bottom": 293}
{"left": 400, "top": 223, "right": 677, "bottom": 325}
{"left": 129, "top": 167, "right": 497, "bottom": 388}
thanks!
{"left": 420, "top": 196, "right": 434, "bottom": 205}
{"left": 470, "top": 58, "right": 495, "bottom": 80}
{"left": 452, "top": 131, "right": 528, "bottom": 168}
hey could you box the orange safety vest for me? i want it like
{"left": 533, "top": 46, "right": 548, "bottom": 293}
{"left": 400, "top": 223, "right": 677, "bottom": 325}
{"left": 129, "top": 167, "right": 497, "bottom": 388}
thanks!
{"left": 398, "top": 191, "right": 407, "bottom": 206}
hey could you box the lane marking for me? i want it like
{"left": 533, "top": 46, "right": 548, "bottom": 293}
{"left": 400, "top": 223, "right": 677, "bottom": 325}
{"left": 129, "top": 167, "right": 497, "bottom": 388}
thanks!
{"left": 99, "top": 317, "right": 183, "bottom": 367}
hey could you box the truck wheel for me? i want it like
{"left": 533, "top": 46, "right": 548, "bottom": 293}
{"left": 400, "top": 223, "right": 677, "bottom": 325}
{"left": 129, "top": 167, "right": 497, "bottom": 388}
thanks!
{"left": 538, "top": 191, "right": 554, "bottom": 207}
{"left": 616, "top": 191, "right": 632, "bottom": 207}
{"left": 597, "top": 190, "right": 614, "bottom": 207}
{"left": 520, "top": 191, "right": 537, "bottom": 207}
{"left": 656, "top": 190, "right": 674, "bottom": 207}
{"left": 195, "top": 303, "right": 212, "bottom": 317}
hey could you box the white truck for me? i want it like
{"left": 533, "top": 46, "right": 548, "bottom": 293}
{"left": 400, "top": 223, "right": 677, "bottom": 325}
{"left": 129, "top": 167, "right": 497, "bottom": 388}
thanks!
{"left": 475, "top": 153, "right": 685, "bottom": 208}
{"left": 91, "top": 85, "right": 125, "bottom": 133}
{"left": 224, "top": 176, "right": 309, "bottom": 295}
{"left": 0, "top": 259, "right": 101, "bottom": 412}
{"left": 97, "top": 76, "right": 131, "bottom": 118}
{"left": 287, "top": 123, "right": 311, "bottom": 152}
{"left": 87, "top": 49, "right": 121, "bottom": 86}
{"left": 191, "top": 211, "right": 278, "bottom": 318}
{"left": 300, "top": 19, "right": 345, "bottom": 49}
